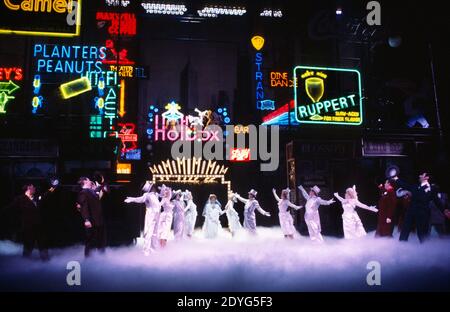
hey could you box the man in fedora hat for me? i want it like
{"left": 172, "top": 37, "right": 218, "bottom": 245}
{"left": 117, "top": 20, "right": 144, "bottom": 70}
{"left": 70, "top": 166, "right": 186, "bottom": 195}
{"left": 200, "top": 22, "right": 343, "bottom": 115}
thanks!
{"left": 77, "top": 177, "right": 106, "bottom": 257}
{"left": 235, "top": 189, "right": 271, "bottom": 234}
{"left": 298, "top": 185, "right": 335, "bottom": 242}
{"left": 393, "top": 171, "right": 450, "bottom": 242}
{"left": 124, "top": 181, "right": 161, "bottom": 255}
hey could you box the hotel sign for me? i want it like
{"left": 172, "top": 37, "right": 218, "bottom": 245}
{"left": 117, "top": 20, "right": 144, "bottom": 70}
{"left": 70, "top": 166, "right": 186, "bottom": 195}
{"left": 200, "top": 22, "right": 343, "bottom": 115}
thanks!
{"left": 293, "top": 66, "right": 363, "bottom": 126}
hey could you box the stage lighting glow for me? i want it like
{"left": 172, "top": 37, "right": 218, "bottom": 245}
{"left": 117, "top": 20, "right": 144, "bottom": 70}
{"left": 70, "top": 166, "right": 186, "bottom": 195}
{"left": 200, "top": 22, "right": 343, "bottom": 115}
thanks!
{"left": 141, "top": 2, "right": 187, "bottom": 15}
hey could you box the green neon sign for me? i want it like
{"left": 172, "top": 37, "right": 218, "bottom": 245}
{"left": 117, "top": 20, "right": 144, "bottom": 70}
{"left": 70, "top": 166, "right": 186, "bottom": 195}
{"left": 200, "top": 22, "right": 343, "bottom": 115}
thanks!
{"left": 0, "top": 80, "right": 20, "bottom": 114}
{"left": 293, "top": 65, "right": 363, "bottom": 126}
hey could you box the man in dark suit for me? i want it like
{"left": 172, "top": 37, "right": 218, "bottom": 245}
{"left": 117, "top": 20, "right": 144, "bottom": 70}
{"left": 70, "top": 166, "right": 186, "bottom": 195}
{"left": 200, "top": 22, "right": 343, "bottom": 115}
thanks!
{"left": 10, "top": 184, "right": 49, "bottom": 260}
{"left": 77, "top": 177, "right": 106, "bottom": 257}
{"left": 393, "top": 172, "right": 450, "bottom": 242}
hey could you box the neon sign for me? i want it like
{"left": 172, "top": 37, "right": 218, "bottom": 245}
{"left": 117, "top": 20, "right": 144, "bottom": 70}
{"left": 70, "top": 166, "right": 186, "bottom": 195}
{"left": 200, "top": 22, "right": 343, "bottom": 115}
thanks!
{"left": 119, "top": 79, "right": 126, "bottom": 117}
{"left": 161, "top": 101, "right": 183, "bottom": 122}
{"left": 234, "top": 125, "right": 249, "bottom": 134}
{"left": 117, "top": 122, "right": 138, "bottom": 153}
{"left": 0, "top": 69, "right": 21, "bottom": 114}
{"left": 230, "top": 148, "right": 251, "bottom": 162}
{"left": 255, "top": 51, "right": 264, "bottom": 109}
{"left": 0, "top": 0, "right": 82, "bottom": 37}
{"left": 0, "top": 67, "right": 23, "bottom": 81}
{"left": 109, "top": 65, "right": 134, "bottom": 78}
{"left": 85, "top": 71, "right": 119, "bottom": 138}
{"left": 154, "top": 116, "right": 221, "bottom": 142}
{"left": 146, "top": 105, "right": 159, "bottom": 140}
{"left": 294, "top": 66, "right": 363, "bottom": 126}
{"left": 96, "top": 12, "right": 136, "bottom": 36}
{"left": 150, "top": 157, "right": 231, "bottom": 193}
{"left": 251, "top": 35, "right": 273, "bottom": 111}
{"left": 0, "top": 80, "right": 20, "bottom": 114}
{"left": 148, "top": 103, "right": 232, "bottom": 142}
{"left": 261, "top": 100, "right": 297, "bottom": 126}
{"left": 102, "top": 40, "right": 135, "bottom": 65}
{"left": 33, "top": 44, "right": 106, "bottom": 74}
{"left": 251, "top": 36, "right": 265, "bottom": 51}
{"left": 59, "top": 76, "right": 92, "bottom": 99}
{"left": 117, "top": 163, "right": 132, "bottom": 174}
{"left": 270, "top": 72, "right": 296, "bottom": 88}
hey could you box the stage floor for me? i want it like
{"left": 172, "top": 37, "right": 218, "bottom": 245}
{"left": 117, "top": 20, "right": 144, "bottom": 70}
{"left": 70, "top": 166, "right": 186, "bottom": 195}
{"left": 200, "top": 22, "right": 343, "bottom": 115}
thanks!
{"left": 1, "top": 227, "right": 449, "bottom": 291}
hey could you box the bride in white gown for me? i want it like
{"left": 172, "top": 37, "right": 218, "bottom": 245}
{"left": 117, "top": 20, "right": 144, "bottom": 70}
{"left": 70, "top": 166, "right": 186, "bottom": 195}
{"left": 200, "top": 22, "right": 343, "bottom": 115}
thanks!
{"left": 334, "top": 185, "right": 378, "bottom": 239}
{"left": 202, "top": 194, "right": 225, "bottom": 239}
{"left": 224, "top": 191, "right": 242, "bottom": 236}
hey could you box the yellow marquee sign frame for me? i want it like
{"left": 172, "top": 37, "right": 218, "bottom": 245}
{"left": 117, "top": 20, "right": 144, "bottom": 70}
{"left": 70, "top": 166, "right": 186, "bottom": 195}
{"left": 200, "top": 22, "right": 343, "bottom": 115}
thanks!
{"left": 150, "top": 157, "right": 231, "bottom": 193}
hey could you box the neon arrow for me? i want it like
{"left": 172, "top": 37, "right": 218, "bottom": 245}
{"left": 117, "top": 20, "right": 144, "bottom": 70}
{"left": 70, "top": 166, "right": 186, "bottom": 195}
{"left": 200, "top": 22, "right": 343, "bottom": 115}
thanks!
{"left": 0, "top": 92, "right": 15, "bottom": 113}
{"left": 0, "top": 80, "right": 20, "bottom": 94}
{"left": 118, "top": 79, "right": 126, "bottom": 117}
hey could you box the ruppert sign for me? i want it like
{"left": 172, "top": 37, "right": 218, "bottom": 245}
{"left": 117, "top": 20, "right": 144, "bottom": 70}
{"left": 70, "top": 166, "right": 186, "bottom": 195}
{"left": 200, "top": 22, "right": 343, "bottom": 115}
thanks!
{"left": 293, "top": 65, "right": 363, "bottom": 126}
{"left": 0, "top": 0, "right": 81, "bottom": 37}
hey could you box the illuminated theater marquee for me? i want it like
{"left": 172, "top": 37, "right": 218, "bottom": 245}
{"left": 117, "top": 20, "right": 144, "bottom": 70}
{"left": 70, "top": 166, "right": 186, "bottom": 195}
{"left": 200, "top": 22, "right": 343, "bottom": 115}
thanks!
{"left": 294, "top": 66, "right": 363, "bottom": 126}
{"left": 0, "top": 0, "right": 82, "bottom": 37}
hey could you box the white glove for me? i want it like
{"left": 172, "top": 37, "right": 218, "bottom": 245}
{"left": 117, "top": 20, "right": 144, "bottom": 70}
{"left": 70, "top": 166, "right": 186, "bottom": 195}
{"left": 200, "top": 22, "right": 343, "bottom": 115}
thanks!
{"left": 386, "top": 218, "right": 391, "bottom": 224}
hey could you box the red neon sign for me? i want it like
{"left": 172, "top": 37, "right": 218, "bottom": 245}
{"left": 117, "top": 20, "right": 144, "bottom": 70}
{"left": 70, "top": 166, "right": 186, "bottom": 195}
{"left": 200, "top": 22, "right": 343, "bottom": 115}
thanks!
{"left": 117, "top": 123, "right": 138, "bottom": 153}
{"left": 96, "top": 12, "right": 136, "bottom": 36}
{"left": 262, "top": 100, "right": 295, "bottom": 123}
{"left": 102, "top": 40, "right": 135, "bottom": 65}
{"left": 230, "top": 148, "right": 251, "bottom": 162}
{"left": 0, "top": 67, "right": 23, "bottom": 81}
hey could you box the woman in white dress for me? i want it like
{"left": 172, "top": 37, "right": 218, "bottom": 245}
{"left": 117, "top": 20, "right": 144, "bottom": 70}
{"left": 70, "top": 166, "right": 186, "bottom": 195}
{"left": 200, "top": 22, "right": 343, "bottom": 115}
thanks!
{"left": 157, "top": 185, "right": 174, "bottom": 248}
{"left": 298, "top": 185, "right": 335, "bottom": 243}
{"left": 124, "top": 181, "right": 161, "bottom": 254}
{"left": 202, "top": 194, "right": 225, "bottom": 239}
{"left": 334, "top": 186, "right": 378, "bottom": 239}
{"left": 183, "top": 190, "right": 197, "bottom": 238}
{"left": 224, "top": 191, "right": 242, "bottom": 236}
{"left": 172, "top": 190, "right": 185, "bottom": 240}
{"left": 272, "top": 188, "right": 303, "bottom": 239}
{"left": 235, "top": 189, "right": 271, "bottom": 235}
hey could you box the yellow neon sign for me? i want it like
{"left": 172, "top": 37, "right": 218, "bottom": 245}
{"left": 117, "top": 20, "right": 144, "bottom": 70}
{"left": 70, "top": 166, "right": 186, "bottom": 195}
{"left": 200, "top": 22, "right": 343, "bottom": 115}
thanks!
{"left": 117, "top": 163, "right": 132, "bottom": 174}
{"left": 251, "top": 35, "right": 265, "bottom": 51}
{"left": 0, "top": 0, "right": 82, "bottom": 37}
{"left": 59, "top": 76, "right": 92, "bottom": 99}
{"left": 118, "top": 79, "right": 126, "bottom": 117}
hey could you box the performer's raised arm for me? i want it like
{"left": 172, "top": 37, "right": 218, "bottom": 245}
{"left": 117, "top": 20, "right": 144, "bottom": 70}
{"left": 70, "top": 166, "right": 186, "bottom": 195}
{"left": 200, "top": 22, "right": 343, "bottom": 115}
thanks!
{"left": 255, "top": 201, "right": 271, "bottom": 217}
{"left": 235, "top": 193, "right": 248, "bottom": 204}
{"left": 124, "top": 194, "right": 147, "bottom": 204}
{"left": 272, "top": 188, "right": 281, "bottom": 202}
{"left": 319, "top": 197, "right": 335, "bottom": 206}
{"left": 355, "top": 199, "right": 378, "bottom": 212}
{"left": 298, "top": 185, "right": 310, "bottom": 200}
{"left": 334, "top": 192, "right": 345, "bottom": 203}
{"left": 287, "top": 201, "right": 303, "bottom": 210}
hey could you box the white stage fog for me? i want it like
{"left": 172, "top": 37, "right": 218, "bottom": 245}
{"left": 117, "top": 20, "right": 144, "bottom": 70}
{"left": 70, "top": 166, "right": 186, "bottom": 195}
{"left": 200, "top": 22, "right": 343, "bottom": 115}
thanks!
{"left": 1, "top": 227, "right": 449, "bottom": 291}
